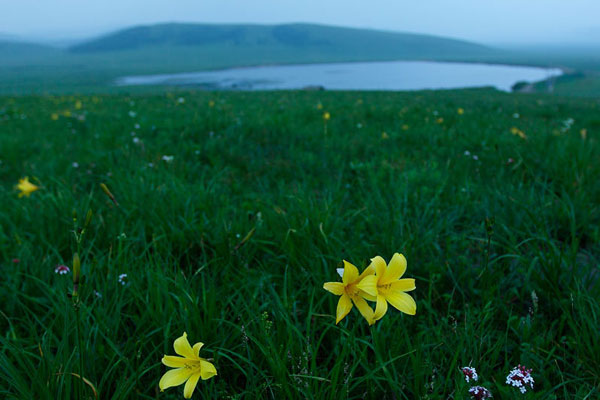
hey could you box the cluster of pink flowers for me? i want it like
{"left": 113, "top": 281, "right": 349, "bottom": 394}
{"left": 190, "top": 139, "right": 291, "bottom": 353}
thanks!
{"left": 461, "top": 366, "right": 479, "bottom": 383}
{"left": 54, "top": 265, "right": 70, "bottom": 275}
{"left": 506, "top": 365, "right": 534, "bottom": 394}
{"left": 461, "top": 364, "right": 534, "bottom": 398}
{"left": 462, "top": 366, "right": 491, "bottom": 398}
{"left": 468, "top": 386, "right": 492, "bottom": 399}
{"left": 118, "top": 273, "right": 128, "bottom": 285}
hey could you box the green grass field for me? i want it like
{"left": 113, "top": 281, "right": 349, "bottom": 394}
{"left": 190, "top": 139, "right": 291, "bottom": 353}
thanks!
{"left": 1, "top": 89, "right": 599, "bottom": 399}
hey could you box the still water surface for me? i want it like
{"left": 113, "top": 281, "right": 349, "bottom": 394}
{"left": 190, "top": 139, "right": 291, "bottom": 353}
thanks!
{"left": 116, "top": 61, "right": 561, "bottom": 91}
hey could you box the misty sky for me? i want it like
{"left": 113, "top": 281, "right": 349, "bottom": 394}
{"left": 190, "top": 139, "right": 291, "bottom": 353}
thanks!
{"left": 2, "top": 0, "right": 599, "bottom": 45}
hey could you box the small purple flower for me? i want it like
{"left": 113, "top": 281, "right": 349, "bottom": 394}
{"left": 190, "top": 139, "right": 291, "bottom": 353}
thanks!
{"left": 55, "top": 265, "right": 70, "bottom": 275}
{"left": 469, "top": 386, "right": 492, "bottom": 399}
{"left": 506, "top": 365, "right": 534, "bottom": 394}
{"left": 461, "top": 366, "right": 479, "bottom": 382}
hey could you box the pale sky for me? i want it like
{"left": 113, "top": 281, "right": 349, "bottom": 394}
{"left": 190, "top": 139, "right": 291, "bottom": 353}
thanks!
{"left": 1, "top": 0, "right": 599, "bottom": 45}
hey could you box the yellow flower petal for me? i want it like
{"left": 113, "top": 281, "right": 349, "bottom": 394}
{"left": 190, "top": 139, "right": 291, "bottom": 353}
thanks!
{"left": 361, "top": 292, "right": 377, "bottom": 302}
{"left": 386, "top": 291, "right": 416, "bottom": 315}
{"left": 200, "top": 359, "right": 218, "bottom": 380}
{"left": 16, "top": 177, "right": 40, "bottom": 198}
{"left": 358, "top": 264, "right": 375, "bottom": 279}
{"left": 174, "top": 332, "right": 197, "bottom": 359}
{"left": 159, "top": 368, "right": 194, "bottom": 391}
{"left": 335, "top": 294, "right": 353, "bottom": 324}
{"left": 323, "top": 282, "right": 344, "bottom": 295}
{"left": 356, "top": 275, "right": 377, "bottom": 297}
{"left": 381, "top": 253, "right": 407, "bottom": 284}
{"left": 342, "top": 261, "right": 359, "bottom": 284}
{"left": 373, "top": 294, "right": 388, "bottom": 321}
{"left": 193, "top": 342, "right": 204, "bottom": 357}
{"left": 391, "top": 278, "right": 416, "bottom": 292}
{"left": 370, "top": 256, "right": 387, "bottom": 278}
{"left": 352, "top": 296, "right": 375, "bottom": 325}
{"left": 183, "top": 373, "right": 201, "bottom": 398}
{"left": 162, "top": 355, "right": 191, "bottom": 368}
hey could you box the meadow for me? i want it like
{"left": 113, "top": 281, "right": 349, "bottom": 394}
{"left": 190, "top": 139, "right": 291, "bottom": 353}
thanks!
{"left": 0, "top": 88, "right": 599, "bottom": 399}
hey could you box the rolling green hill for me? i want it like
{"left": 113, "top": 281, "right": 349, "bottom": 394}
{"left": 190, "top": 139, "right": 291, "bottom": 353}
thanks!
{"left": 0, "top": 41, "right": 62, "bottom": 66}
{"left": 69, "top": 23, "right": 494, "bottom": 59}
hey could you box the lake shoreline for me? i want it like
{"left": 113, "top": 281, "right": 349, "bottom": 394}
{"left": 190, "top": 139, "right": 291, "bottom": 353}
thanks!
{"left": 115, "top": 59, "right": 563, "bottom": 92}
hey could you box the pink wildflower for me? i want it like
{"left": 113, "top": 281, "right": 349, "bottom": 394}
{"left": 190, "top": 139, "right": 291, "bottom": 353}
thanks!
{"left": 55, "top": 265, "right": 70, "bottom": 275}
{"left": 506, "top": 365, "right": 534, "bottom": 394}
{"left": 461, "top": 366, "right": 479, "bottom": 382}
{"left": 469, "top": 386, "right": 492, "bottom": 399}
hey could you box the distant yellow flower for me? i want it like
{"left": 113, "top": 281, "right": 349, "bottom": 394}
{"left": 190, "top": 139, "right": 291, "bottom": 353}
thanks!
{"left": 323, "top": 260, "right": 377, "bottom": 324}
{"left": 316, "top": 103, "right": 323, "bottom": 110}
{"left": 323, "top": 112, "right": 331, "bottom": 121}
{"left": 370, "top": 253, "right": 416, "bottom": 322}
{"left": 510, "top": 127, "right": 527, "bottom": 139}
{"left": 436, "top": 117, "right": 444, "bottom": 124}
{"left": 75, "top": 100, "right": 82, "bottom": 109}
{"left": 159, "top": 332, "right": 217, "bottom": 399}
{"left": 457, "top": 108, "right": 464, "bottom": 115}
{"left": 580, "top": 129, "right": 587, "bottom": 140}
{"left": 208, "top": 100, "right": 215, "bottom": 108}
{"left": 402, "top": 124, "right": 410, "bottom": 131}
{"left": 381, "top": 131, "right": 389, "bottom": 139}
{"left": 51, "top": 113, "right": 59, "bottom": 120}
{"left": 16, "top": 177, "right": 40, "bottom": 198}
{"left": 63, "top": 110, "right": 71, "bottom": 118}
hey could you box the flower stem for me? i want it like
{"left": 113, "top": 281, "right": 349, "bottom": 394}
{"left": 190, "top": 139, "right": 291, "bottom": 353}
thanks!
{"left": 74, "top": 301, "right": 84, "bottom": 399}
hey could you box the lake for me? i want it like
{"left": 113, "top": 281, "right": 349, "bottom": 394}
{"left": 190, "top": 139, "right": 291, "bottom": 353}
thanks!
{"left": 116, "top": 60, "right": 561, "bottom": 91}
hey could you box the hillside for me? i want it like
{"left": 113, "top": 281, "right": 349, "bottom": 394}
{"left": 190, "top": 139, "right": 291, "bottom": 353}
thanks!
{"left": 69, "top": 23, "right": 494, "bottom": 60}
{"left": 0, "top": 41, "right": 63, "bottom": 66}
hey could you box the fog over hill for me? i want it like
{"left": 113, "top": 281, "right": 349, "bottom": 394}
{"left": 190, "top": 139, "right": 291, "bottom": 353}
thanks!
{"left": 68, "top": 23, "right": 494, "bottom": 59}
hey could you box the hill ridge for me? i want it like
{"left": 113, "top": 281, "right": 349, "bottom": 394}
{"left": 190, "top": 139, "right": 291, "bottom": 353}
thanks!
{"left": 69, "top": 22, "right": 493, "bottom": 56}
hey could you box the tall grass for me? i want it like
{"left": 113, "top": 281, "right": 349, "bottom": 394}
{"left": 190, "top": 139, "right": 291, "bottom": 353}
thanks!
{"left": 0, "top": 89, "right": 599, "bottom": 398}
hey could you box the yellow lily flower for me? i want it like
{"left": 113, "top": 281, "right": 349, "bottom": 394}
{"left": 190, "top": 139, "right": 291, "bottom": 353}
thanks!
{"left": 323, "top": 260, "right": 377, "bottom": 325}
{"left": 510, "top": 127, "right": 527, "bottom": 139}
{"left": 16, "top": 177, "right": 40, "bottom": 198}
{"left": 323, "top": 112, "right": 331, "bottom": 121}
{"left": 159, "top": 332, "right": 217, "bottom": 398}
{"left": 370, "top": 253, "right": 416, "bottom": 322}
